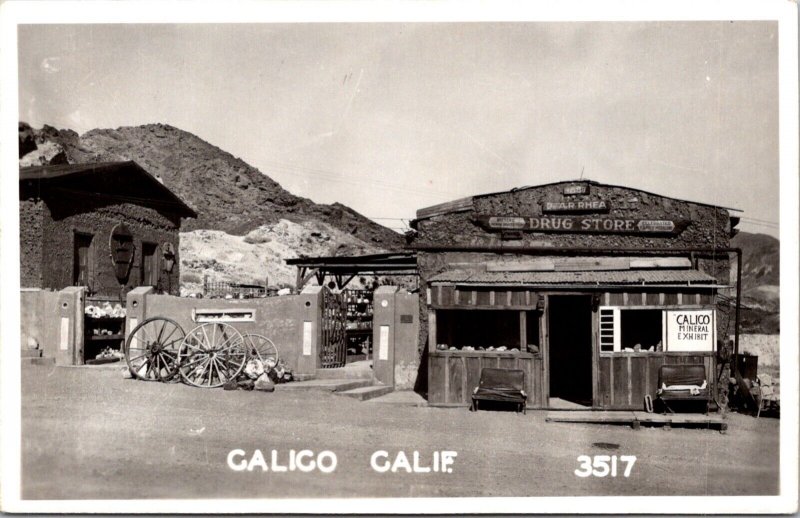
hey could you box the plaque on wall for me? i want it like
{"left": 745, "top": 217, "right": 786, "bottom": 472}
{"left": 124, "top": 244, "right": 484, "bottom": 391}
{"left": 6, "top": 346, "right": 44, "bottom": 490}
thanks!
{"left": 563, "top": 184, "right": 590, "bottom": 195}
{"left": 542, "top": 200, "right": 609, "bottom": 213}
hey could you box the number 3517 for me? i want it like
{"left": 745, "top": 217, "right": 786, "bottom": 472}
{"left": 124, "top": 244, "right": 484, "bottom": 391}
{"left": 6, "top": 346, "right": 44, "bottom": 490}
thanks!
{"left": 574, "top": 455, "right": 636, "bottom": 478}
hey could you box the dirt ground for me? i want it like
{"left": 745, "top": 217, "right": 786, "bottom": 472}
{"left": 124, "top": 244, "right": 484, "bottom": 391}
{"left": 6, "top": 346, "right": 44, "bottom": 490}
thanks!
{"left": 20, "top": 364, "right": 779, "bottom": 500}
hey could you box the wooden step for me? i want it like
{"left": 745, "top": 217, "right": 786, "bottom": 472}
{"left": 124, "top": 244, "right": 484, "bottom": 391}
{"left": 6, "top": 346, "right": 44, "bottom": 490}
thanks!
{"left": 545, "top": 410, "right": 727, "bottom": 431}
{"left": 336, "top": 385, "right": 394, "bottom": 401}
{"left": 276, "top": 379, "right": 372, "bottom": 392}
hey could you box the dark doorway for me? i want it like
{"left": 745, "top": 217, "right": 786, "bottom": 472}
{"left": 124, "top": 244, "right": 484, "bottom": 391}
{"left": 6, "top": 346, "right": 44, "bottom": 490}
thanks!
{"left": 548, "top": 295, "right": 593, "bottom": 407}
{"left": 73, "top": 233, "right": 93, "bottom": 287}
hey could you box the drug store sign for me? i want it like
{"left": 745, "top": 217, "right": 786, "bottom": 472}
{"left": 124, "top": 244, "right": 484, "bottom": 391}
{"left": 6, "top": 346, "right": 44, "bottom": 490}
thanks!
{"left": 665, "top": 310, "right": 715, "bottom": 352}
{"left": 475, "top": 215, "right": 689, "bottom": 235}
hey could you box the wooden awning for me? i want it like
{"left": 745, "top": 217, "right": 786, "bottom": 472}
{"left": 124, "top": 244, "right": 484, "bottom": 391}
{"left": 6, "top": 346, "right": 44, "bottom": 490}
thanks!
{"left": 429, "top": 269, "right": 720, "bottom": 288}
{"left": 285, "top": 252, "right": 417, "bottom": 290}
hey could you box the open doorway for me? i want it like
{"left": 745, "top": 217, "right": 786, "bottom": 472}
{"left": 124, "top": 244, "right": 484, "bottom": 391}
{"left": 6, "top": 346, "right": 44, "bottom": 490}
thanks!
{"left": 548, "top": 295, "right": 593, "bottom": 408}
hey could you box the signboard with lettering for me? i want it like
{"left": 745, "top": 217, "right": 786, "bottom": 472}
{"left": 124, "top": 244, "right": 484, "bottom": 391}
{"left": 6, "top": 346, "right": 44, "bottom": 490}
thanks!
{"left": 543, "top": 200, "right": 609, "bottom": 213}
{"left": 665, "top": 310, "right": 715, "bottom": 352}
{"left": 475, "top": 215, "right": 689, "bottom": 235}
{"left": 563, "top": 184, "right": 590, "bottom": 195}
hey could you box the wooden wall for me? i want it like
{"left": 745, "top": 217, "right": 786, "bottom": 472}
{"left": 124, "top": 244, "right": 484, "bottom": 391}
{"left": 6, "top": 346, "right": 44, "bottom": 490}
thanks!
{"left": 596, "top": 353, "right": 715, "bottom": 409}
{"left": 428, "top": 351, "right": 545, "bottom": 408}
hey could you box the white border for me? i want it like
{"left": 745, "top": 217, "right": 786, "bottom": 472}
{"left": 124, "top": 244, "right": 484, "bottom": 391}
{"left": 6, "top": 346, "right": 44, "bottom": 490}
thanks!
{"left": 1, "top": 0, "right": 797, "bottom": 514}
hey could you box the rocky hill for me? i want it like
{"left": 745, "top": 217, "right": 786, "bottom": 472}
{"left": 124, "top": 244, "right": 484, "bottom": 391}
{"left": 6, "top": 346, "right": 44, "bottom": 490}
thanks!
{"left": 18, "top": 122, "right": 405, "bottom": 248}
{"left": 731, "top": 231, "right": 780, "bottom": 334}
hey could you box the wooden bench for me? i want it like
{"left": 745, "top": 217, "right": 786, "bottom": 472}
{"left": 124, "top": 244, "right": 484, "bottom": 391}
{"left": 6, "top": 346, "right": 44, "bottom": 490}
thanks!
{"left": 656, "top": 364, "right": 711, "bottom": 415}
{"left": 470, "top": 368, "right": 527, "bottom": 414}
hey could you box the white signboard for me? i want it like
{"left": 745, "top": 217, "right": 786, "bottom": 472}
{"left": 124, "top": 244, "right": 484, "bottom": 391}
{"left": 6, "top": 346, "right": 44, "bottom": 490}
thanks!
{"left": 302, "top": 321, "right": 313, "bottom": 356}
{"left": 379, "top": 325, "right": 390, "bottom": 360}
{"left": 665, "top": 310, "right": 715, "bottom": 352}
{"left": 59, "top": 317, "right": 69, "bottom": 351}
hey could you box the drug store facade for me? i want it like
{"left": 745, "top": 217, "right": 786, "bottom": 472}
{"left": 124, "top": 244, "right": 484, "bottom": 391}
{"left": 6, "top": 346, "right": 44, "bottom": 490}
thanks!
{"left": 410, "top": 181, "right": 739, "bottom": 410}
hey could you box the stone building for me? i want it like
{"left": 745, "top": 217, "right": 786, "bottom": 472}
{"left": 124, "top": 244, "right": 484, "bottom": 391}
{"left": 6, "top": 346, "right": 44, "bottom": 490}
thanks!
{"left": 410, "top": 180, "right": 739, "bottom": 410}
{"left": 19, "top": 161, "right": 196, "bottom": 297}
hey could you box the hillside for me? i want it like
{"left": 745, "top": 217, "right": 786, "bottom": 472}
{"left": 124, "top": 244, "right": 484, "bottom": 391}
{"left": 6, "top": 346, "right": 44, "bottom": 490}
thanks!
{"left": 731, "top": 231, "right": 780, "bottom": 334}
{"left": 179, "top": 220, "right": 385, "bottom": 294}
{"left": 18, "top": 122, "right": 405, "bottom": 248}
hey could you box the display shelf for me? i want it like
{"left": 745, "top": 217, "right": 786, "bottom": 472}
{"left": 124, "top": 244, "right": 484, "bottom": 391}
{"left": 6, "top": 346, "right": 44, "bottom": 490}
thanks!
{"left": 83, "top": 300, "right": 126, "bottom": 364}
{"left": 88, "top": 334, "right": 125, "bottom": 341}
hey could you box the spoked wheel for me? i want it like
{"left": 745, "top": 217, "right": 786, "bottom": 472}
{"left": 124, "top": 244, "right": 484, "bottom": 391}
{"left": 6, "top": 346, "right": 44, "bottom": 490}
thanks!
{"left": 178, "top": 323, "right": 247, "bottom": 388}
{"left": 124, "top": 317, "right": 185, "bottom": 381}
{"left": 243, "top": 333, "right": 279, "bottom": 366}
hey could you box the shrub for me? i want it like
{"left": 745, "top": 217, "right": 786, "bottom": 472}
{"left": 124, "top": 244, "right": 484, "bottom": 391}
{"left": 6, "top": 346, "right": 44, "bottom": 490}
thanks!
{"left": 181, "top": 272, "right": 203, "bottom": 284}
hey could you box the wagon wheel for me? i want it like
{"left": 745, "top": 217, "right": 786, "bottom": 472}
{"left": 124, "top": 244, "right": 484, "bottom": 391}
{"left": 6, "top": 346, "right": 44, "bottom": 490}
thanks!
{"left": 178, "top": 323, "right": 247, "bottom": 388}
{"left": 243, "top": 333, "right": 279, "bottom": 366}
{"left": 124, "top": 317, "right": 185, "bottom": 382}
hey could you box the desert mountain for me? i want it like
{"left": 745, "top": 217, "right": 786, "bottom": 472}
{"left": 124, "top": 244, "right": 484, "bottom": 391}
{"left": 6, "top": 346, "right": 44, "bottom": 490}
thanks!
{"left": 18, "top": 122, "right": 405, "bottom": 248}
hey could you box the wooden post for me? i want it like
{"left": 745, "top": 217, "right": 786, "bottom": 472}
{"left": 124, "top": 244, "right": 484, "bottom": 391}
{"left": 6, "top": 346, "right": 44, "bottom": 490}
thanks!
{"left": 519, "top": 311, "right": 527, "bottom": 350}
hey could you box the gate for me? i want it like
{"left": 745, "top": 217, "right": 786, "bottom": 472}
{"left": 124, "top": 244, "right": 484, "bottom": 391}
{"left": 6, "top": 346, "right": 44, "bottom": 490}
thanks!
{"left": 320, "top": 287, "right": 347, "bottom": 368}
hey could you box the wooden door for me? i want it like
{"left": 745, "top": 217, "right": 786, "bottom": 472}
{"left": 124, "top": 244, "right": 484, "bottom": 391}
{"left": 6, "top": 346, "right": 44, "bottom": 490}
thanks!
{"left": 73, "top": 233, "right": 93, "bottom": 286}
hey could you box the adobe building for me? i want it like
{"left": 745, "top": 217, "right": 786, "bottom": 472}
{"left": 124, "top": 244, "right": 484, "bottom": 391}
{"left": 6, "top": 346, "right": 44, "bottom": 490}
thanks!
{"left": 19, "top": 161, "right": 196, "bottom": 365}
{"left": 410, "top": 180, "right": 739, "bottom": 410}
{"left": 19, "top": 161, "right": 196, "bottom": 297}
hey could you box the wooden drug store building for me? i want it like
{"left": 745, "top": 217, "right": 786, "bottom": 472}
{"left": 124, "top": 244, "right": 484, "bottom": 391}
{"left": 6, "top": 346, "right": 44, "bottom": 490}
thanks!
{"left": 411, "top": 181, "right": 738, "bottom": 410}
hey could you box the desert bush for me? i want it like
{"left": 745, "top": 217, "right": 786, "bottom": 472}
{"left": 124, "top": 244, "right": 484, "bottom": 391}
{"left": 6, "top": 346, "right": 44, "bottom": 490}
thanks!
{"left": 181, "top": 272, "right": 203, "bottom": 284}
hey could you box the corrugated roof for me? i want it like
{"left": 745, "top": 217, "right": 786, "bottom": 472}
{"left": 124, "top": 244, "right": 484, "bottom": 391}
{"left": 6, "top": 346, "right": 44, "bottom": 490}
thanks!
{"left": 20, "top": 161, "right": 197, "bottom": 218}
{"left": 429, "top": 269, "right": 719, "bottom": 286}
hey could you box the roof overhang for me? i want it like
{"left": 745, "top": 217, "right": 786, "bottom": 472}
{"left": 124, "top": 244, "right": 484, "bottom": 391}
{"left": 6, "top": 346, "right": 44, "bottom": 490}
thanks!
{"left": 429, "top": 268, "right": 721, "bottom": 288}
{"left": 19, "top": 161, "right": 197, "bottom": 218}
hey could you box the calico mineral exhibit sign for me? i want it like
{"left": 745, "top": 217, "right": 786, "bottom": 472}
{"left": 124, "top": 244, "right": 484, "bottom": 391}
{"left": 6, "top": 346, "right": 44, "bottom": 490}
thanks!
{"left": 475, "top": 215, "right": 689, "bottom": 235}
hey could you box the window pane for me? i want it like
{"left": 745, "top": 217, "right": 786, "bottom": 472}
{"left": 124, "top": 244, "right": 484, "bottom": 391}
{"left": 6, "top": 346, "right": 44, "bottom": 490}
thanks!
{"left": 619, "top": 309, "right": 663, "bottom": 352}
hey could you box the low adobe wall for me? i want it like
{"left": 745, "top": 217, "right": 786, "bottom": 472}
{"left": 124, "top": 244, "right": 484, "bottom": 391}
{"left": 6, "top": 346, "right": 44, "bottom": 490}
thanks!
{"left": 127, "top": 287, "right": 322, "bottom": 374}
{"left": 20, "top": 288, "right": 61, "bottom": 359}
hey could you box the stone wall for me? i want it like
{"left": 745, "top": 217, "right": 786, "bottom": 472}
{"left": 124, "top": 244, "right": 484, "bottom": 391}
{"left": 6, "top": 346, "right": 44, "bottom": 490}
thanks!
{"left": 21, "top": 192, "right": 183, "bottom": 297}
{"left": 414, "top": 182, "right": 732, "bottom": 249}
{"left": 19, "top": 199, "right": 44, "bottom": 287}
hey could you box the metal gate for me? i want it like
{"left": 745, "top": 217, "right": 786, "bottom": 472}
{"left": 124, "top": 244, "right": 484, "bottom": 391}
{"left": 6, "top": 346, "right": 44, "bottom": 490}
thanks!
{"left": 320, "top": 287, "right": 347, "bottom": 368}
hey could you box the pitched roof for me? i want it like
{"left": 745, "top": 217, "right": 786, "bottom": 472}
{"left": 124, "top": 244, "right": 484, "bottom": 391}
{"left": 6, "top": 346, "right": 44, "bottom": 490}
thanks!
{"left": 414, "top": 179, "right": 742, "bottom": 221}
{"left": 429, "top": 268, "right": 720, "bottom": 287}
{"left": 19, "top": 161, "right": 197, "bottom": 218}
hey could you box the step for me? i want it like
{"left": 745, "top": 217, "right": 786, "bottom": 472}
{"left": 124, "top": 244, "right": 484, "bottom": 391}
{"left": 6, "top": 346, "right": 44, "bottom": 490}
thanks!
{"left": 276, "top": 378, "right": 372, "bottom": 393}
{"left": 336, "top": 385, "right": 394, "bottom": 401}
{"left": 314, "top": 364, "right": 373, "bottom": 380}
{"left": 21, "top": 349, "right": 43, "bottom": 358}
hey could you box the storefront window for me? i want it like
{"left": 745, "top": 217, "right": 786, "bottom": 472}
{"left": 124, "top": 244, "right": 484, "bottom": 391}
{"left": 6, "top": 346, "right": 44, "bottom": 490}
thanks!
{"left": 599, "top": 306, "right": 715, "bottom": 353}
{"left": 435, "top": 309, "right": 539, "bottom": 352}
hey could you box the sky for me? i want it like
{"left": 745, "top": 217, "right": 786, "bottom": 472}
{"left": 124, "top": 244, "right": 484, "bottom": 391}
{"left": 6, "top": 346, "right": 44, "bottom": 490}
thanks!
{"left": 18, "top": 22, "right": 779, "bottom": 236}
